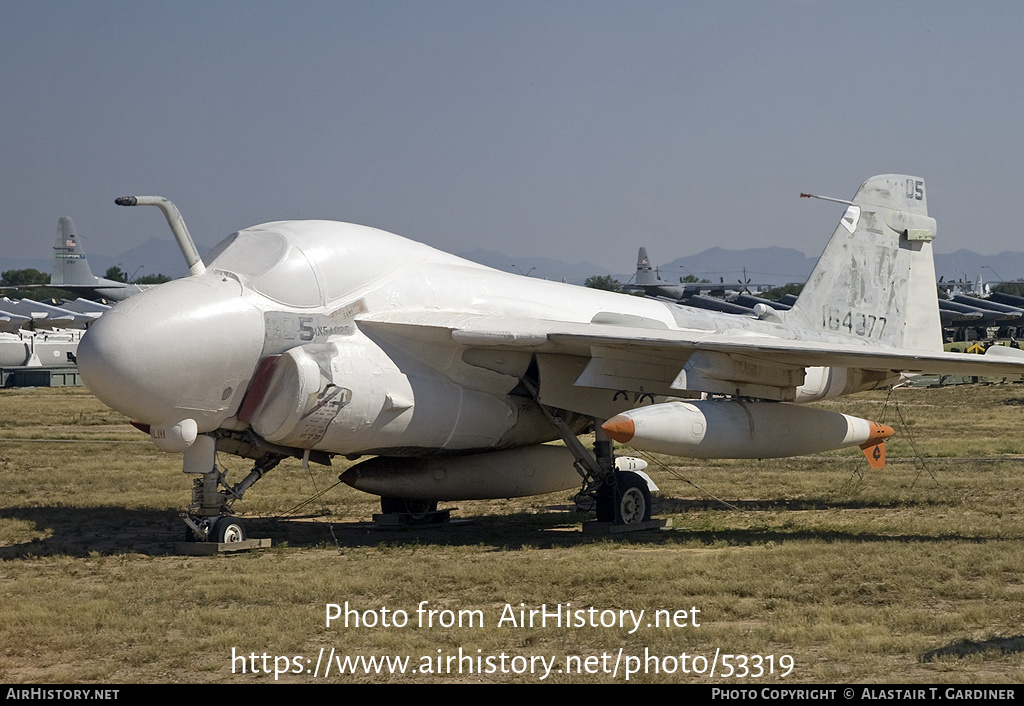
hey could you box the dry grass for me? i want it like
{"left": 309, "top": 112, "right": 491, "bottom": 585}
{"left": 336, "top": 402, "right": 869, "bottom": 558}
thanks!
{"left": 1, "top": 385, "right": 1023, "bottom": 683}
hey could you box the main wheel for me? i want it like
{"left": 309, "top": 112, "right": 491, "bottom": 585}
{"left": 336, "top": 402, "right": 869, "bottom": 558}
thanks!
{"left": 212, "top": 517, "right": 246, "bottom": 543}
{"left": 596, "top": 472, "right": 652, "bottom": 525}
{"left": 380, "top": 497, "right": 438, "bottom": 521}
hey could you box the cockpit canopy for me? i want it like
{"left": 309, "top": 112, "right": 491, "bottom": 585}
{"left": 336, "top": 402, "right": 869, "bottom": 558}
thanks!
{"left": 205, "top": 230, "right": 321, "bottom": 307}
{"left": 204, "top": 220, "right": 443, "bottom": 308}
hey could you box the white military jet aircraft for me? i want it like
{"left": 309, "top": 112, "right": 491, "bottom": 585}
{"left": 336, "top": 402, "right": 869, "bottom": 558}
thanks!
{"left": 76, "top": 177, "right": 1024, "bottom": 542}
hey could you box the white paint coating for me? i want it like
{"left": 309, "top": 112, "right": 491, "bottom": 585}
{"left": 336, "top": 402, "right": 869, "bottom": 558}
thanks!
{"left": 76, "top": 175, "right": 1024, "bottom": 502}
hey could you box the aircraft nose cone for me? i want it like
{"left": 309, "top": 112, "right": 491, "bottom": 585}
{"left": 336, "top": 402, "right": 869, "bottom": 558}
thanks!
{"left": 78, "top": 276, "right": 265, "bottom": 431}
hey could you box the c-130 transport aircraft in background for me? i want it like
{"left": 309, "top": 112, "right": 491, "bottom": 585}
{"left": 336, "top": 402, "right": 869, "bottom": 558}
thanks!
{"left": 75, "top": 175, "right": 1024, "bottom": 542}
{"left": 49, "top": 216, "right": 150, "bottom": 302}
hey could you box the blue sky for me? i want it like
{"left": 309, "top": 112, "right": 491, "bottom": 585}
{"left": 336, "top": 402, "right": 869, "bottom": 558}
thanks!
{"left": 3, "top": 1, "right": 1023, "bottom": 273}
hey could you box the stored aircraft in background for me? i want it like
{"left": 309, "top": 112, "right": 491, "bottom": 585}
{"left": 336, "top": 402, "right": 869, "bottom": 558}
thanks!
{"left": 49, "top": 216, "right": 150, "bottom": 302}
{"left": 76, "top": 178, "right": 1024, "bottom": 543}
{"left": 627, "top": 247, "right": 770, "bottom": 302}
{"left": 628, "top": 247, "right": 696, "bottom": 300}
{"left": 0, "top": 218, "right": 122, "bottom": 329}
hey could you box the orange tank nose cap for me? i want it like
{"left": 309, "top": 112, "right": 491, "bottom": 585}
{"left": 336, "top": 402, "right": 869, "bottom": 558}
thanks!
{"left": 601, "top": 416, "right": 636, "bottom": 443}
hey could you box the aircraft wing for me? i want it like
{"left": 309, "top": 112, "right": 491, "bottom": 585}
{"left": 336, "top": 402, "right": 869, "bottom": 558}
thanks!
{"left": 358, "top": 311, "right": 1024, "bottom": 402}
{"left": 0, "top": 310, "right": 32, "bottom": 334}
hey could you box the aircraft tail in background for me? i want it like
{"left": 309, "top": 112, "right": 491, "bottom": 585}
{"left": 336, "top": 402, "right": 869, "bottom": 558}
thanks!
{"left": 49, "top": 217, "right": 146, "bottom": 302}
{"left": 50, "top": 217, "right": 99, "bottom": 287}
{"left": 635, "top": 247, "right": 660, "bottom": 286}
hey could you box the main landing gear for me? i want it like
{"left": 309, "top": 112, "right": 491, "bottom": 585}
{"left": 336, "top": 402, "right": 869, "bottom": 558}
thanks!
{"left": 596, "top": 470, "right": 652, "bottom": 525}
{"left": 572, "top": 427, "right": 656, "bottom": 527}
{"left": 521, "top": 378, "right": 657, "bottom": 528}
{"left": 378, "top": 497, "right": 445, "bottom": 525}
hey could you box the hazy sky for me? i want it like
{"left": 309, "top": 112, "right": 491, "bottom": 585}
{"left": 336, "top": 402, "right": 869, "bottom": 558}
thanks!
{"left": 3, "top": 1, "right": 1023, "bottom": 274}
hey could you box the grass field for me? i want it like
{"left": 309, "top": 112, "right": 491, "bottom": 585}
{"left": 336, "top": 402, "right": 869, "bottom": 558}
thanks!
{"left": 1, "top": 385, "right": 1023, "bottom": 683}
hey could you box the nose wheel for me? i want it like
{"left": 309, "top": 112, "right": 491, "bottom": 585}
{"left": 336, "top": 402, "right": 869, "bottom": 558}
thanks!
{"left": 181, "top": 515, "right": 248, "bottom": 543}
{"left": 212, "top": 517, "right": 247, "bottom": 543}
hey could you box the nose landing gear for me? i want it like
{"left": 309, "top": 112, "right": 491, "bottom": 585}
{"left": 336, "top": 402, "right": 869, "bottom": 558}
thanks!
{"left": 178, "top": 442, "right": 282, "bottom": 550}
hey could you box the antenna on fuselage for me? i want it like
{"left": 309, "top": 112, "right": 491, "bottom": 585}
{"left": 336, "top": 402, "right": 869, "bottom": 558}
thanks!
{"left": 114, "top": 196, "right": 206, "bottom": 276}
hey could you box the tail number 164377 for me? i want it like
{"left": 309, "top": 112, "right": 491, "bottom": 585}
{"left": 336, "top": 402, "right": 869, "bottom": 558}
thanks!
{"left": 823, "top": 307, "right": 887, "bottom": 338}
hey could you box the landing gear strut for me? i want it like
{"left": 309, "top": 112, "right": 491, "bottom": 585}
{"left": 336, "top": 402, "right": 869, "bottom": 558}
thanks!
{"left": 521, "top": 377, "right": 655, "bottom": 527}
{"left": 578, "top": 428, "right": 655, "bottom": 526}
{"left": 181, "top": 440, "right": 282, "bottom": 542}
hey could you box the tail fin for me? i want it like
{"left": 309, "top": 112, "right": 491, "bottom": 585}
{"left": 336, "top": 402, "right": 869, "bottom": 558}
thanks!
{"left": 787, "top": 175, "right": 941, "bottom": 351}
{"left": 50, "top": 217, "right": 99, "bottom": 286}
{"left": 635, "top": 247, "right": 659, "bottom": 286}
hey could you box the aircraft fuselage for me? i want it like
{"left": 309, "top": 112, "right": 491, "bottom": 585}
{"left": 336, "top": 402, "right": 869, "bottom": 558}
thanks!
{"left": 77, "top": 220, "right": 892, "bottom": 462}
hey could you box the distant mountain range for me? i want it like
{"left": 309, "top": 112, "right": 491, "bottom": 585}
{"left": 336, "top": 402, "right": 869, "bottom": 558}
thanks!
{"left": 647, "top": 246, "right": 817, "bottom": 288}
{"left": 5, "top": 239, "right": 1024, "bottom": 290}
{"left": 453, "top": 249, "right": 612, "bottom": 284}
{"left": 454, "top": 246, "right": 1024, "bottom": 289}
